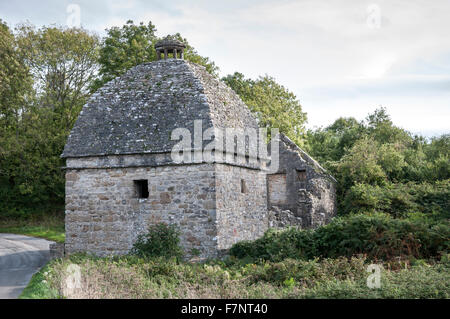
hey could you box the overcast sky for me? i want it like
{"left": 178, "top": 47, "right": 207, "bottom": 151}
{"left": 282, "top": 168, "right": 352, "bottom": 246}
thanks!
{"left": 1, "top": 0, "right": 449, "bottom": 137}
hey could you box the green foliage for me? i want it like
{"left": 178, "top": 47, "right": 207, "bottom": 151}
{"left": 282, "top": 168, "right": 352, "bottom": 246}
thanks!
{"left": 302, "top": 262, "right": 449, "bottom": 299}
{"left": 305, "top": 117, "right": 365, "bottom": 163}
{"left": 337, "top": 136, "right": 388, "bottom": 187}
{"left": 0, "top": 24, "right": 99, "bottom": 217}
{"left": 130, "top": 223, "right": 183, "bottom": 259}
{"left": 15, "top": 24, "right": 99, "bottom": 129}
{"left": 19, "top": 261, "right": 62, "bottom": 299}
{"left": 0, "top": 211, "right": 65, "bottom": 242}
{"left": 91, "top": 20, "right": 218, "bottom": 91}
{"left": 0, "top": 20, "right": 33, "bottom": 129}
{"left": 23, "top": 253, "right": 450, "bottom": 299}
{"left": 230, "top": 214, "right": 449, "bottom": 262}
{"left": 306, "top": 107, "right": 449, "bottom": 185}
{"left": 222, "top": 72, "right": 307, "bottom": 146}
{"left": 91, "top": 20, "right": 157, "bottom": 91}
{"left": 305, "top": 108, "right": 449, "bottom": 215}
{"left": 342, "top": 180, "right": 450, "bottom": 218}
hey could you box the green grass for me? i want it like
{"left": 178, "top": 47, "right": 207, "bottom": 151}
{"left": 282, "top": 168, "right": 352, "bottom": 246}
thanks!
{"left": 0, "top": 212, "right": 65, "bottom": 243}
{"left": 19, "top": 262, "right": 62, "bottom": 299}
{"left": 0, "top": 225, "right": 65, "bottom": 242}
{"left": 21, "top": 253, "right": 450, "bottom": 299}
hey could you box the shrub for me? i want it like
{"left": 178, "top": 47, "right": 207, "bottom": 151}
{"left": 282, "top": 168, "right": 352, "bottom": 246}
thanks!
{"left": 230, "top": 227, "right": 316, "bottom": 261}
{"left": 130, "top": 223, "right": 183, "bottom": 259}
{"left": 342, "top": 180, "right": 450, "bottom": 218}
{"left": 239, "top": 257, "right": 367, "bottom": 286}
{"left": 230, "top": 214, "right": 450, "bottom": 262}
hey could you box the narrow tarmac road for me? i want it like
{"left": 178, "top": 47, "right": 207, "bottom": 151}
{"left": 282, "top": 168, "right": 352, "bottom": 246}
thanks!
{"left": 0, "top": 233, "right": 54, "bottom": 299}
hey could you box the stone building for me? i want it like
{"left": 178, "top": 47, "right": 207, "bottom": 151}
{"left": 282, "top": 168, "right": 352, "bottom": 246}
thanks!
{"left": 267, "top": 134, "right": 337, "bottom": 229}
{"left": 61, "top": 38, "right": 336, "bottom": 259}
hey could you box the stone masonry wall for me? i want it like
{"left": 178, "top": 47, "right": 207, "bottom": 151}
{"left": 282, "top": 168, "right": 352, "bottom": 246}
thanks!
{"left": 267, "top": 134, "right": 337, "bottom": 229}
{"left": 65, "top": 163, "right": 218, "bottom": 259}
{"left": 215, "top": 164, "right": 268, "bottom": 250}
{"left": 308, "top": 177, "right": 337, "bottom": 228}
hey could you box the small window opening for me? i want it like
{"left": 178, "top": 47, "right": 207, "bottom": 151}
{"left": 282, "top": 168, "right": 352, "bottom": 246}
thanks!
{"left": 240, "top": 179, "right": 247, "bottom": 193}
{"left": 134, "top": 180, "right": 149, "bottom": 198}
{"left": 297, "top": 169, "right": 307, "bottom": 182}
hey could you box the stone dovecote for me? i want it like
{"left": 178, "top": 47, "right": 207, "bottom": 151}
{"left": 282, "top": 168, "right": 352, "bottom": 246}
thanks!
{"left": 62, "top": 47, "right": 336, "bottom": 259}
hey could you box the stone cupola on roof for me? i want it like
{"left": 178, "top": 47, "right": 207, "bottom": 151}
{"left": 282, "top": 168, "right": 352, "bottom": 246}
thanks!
{"left": 61, "top": 48, "right": 259, "bottom": 158}
{"left": 154, "top": 36, "right": 186, "bottom": 60}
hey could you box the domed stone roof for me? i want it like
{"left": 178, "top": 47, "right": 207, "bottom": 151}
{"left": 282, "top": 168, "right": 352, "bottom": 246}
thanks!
{"left": 61, "top": 59, "right": 259, "bottom": 158}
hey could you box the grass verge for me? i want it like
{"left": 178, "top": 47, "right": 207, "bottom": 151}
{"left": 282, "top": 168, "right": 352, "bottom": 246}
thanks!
{"left": 19, "top": 261, "right": 62, "bottom": 299}
{"left": 0, "top": 212, "right": 65, "bottom": 243}
{"left": 21, "top": 253, "right": 450, "bottom": 299}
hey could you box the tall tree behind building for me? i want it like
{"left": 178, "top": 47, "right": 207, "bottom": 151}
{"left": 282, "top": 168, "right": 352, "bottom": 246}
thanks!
{"left": 0, "top": 23, "right": 99, "bottom": 217}
{"left": 222, "top": 72, "right": 307, "bottom": 146}
{"left": 91, "top": 20, "right": 218, "bottom": 92}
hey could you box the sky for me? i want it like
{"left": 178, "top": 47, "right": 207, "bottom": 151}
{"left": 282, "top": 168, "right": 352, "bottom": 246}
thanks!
{"left": 1, "top": 0, "right": 449, "bottom": 137}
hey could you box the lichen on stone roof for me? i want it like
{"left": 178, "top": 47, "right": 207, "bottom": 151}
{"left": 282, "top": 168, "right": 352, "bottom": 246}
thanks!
{"left": 61, "top": 59, "right": 260, "bottom": 158}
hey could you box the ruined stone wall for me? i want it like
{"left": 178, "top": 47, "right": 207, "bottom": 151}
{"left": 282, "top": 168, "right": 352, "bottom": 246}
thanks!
{"left": 65, "top": 160, "right": 218, "bottom": 259}
{"left": 215, "top": 164, "right": 268, "bottom": 250}
{"left": 308, "top": 177, "right": 337, "bottom": 228}
{"left": 267, "top": 135, "right": 337, "bottom": 229}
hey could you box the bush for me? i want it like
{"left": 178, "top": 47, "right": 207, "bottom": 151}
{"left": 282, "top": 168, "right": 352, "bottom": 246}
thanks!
{"left": 342, "top": 180, "right": 450, "bottom": 218}
{"left": 230, "top": 227, "right": 316, "bottom": 262}
{"left": 230, "top": 214, "right": 450, "bottom": 262}
{"left": 239, "top": 257, "right": 367, "bottom": 286}
{"left": 130, "top": 223, "right": 183, "bottom": 259}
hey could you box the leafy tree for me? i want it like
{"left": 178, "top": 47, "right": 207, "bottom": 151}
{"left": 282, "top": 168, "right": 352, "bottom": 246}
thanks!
{"left": 222, "top": 72, "right": 307, "bottom": 146}
{"left": 305, "top": 117, "right": 364, "bottom": 164}
{"left": 336, "top": 136, "right": 387, "bottom": 188}
{"left": 0, "top": 20, "right": 33, "bottom": 130}
{"left": 91, "top": 20, "right": 158, "bottom": 91}
{"left": 365, "top": 107, "right": 412, "bottom": 146}
{"left": 306, "top": 108, "right": 449, "bottom": 216}
{"left": 164, "top": 32, "right": 218, "bottom": 76}
{"left": 424, "top": 135, "right": 450, "bottom": 180}
{"left": 15, "top": 24, "right": 99, "bottom": 130}
{"left": 91, "top": 20, "right": 218, "bottom": 91}
{"left": 0, "top": 24, "right": 99, "bottom": 218}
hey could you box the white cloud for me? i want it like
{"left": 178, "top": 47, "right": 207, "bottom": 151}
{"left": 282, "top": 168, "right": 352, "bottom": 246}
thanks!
{"left": 1, "top": 0, "right": 449, "bottom": 136}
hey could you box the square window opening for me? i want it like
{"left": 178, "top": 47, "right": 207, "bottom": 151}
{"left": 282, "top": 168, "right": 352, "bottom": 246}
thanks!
{"left": 134, "top": 180, "right": 149, "bottom": 198}
{"left": 297, "top": 169, "right": 307, "bottom": 182}
{"left": 241, "top": 179, "right": 247, "bottom": 193}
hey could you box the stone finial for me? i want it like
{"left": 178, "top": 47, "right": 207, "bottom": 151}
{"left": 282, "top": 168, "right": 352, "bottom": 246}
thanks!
{"left": 155, "top": 37, "right": 186, "bottom": 60}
